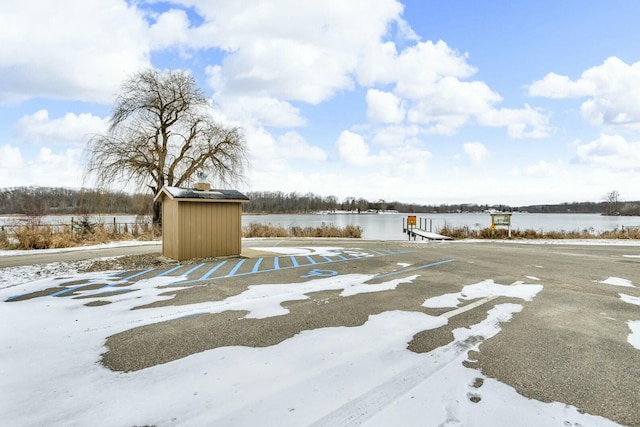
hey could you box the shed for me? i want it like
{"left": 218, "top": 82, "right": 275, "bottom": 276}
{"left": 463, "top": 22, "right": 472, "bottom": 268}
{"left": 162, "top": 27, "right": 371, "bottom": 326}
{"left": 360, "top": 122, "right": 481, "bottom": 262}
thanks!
{"left": 153, "top": 184, "right": 250, "bottom": 260}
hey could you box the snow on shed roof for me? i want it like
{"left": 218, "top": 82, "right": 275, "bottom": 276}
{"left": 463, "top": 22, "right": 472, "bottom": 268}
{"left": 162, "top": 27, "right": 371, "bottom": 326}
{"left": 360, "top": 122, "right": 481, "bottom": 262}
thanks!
{"left": 154, "top": 186, "right": 250, "bottom": 202}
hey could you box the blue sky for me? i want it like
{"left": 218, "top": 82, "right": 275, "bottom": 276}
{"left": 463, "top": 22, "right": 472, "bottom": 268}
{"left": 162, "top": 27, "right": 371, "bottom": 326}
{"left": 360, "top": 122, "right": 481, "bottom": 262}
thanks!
{"left": 1, "top": 0, "right": 640, "bottom": 206}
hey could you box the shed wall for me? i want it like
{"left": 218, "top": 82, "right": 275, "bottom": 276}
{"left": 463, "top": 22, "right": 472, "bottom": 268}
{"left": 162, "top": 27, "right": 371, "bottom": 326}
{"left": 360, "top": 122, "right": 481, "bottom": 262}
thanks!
{"left": 161, "top": 199, "right": 180, "bottom": 260}
{"left": 177, "top": 201, "right": 242, "bottom": 259}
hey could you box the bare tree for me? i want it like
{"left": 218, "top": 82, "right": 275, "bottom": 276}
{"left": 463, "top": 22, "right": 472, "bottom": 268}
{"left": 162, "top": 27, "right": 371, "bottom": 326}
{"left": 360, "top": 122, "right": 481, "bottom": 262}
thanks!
{"left": 85, "top": 69, "right": 246, "bottom": 224}
{"left": 604, "top": 190, "right": 620, "bottom": 216}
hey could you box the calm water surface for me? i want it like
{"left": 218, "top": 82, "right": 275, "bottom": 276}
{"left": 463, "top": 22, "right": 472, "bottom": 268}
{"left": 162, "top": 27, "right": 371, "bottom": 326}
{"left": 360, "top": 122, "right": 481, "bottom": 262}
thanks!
{"left": 242, "top": 213, "right": 640, "bottom": 240}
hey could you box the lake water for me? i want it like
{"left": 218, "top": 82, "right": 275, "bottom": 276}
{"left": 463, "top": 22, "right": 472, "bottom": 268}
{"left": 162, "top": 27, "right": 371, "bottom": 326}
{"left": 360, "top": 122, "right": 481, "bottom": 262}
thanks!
{"left": 241, "top": 212, "right": 640, "bottom": 240}
{"left": 2, "top": 212, "right": 639, "bottom": 241}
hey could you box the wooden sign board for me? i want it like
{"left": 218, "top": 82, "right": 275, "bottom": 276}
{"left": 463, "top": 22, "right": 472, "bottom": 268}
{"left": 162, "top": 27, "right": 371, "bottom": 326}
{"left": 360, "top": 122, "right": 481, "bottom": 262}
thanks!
{"left": 491, "top": 213, "right": 512, "bottom": 226}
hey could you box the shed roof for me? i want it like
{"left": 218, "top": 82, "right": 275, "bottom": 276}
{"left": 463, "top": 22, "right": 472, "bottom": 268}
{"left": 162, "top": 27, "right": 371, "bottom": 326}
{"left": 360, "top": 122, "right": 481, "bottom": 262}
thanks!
{"left": 154, "top": 186, "right": 250, "bottom": 203}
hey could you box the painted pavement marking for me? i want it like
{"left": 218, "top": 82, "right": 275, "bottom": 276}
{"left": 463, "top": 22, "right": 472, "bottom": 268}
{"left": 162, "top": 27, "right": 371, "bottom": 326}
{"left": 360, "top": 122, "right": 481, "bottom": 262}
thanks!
{"left": 372, "top": 259, "right": 456, "bottom": 280}
{"left": 301, "top": 269, "right": 338, "bottom": 278}
{"left": 5, "top": 248, "right": 423, "bottom": 301}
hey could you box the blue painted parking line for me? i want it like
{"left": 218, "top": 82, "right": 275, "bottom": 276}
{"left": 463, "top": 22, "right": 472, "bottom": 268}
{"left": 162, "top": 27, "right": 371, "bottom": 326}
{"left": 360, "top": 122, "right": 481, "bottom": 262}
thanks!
{"left": 227, "top": 259, "right": 246, "bottom": 276}
{"left": 47, "top": 271, "right": 127, "bottom": 298}
{"left": 99, "top": 268, "right": 157, "bottom": 290}
{"left": 200, "top": 261, "right": 228, "bottom": 280}
{"left": 6, "top": 248, "right": 419, "bottom": 301}
{"left": 183, "top": 263, "right": 206, "bottom": 276}
{"left": 156, "top": 265, "right": 185, "bottom": 277}
{"left": 252, "top": 258, "right": 264, "bottom": 273}
{"left": 170, "top": 248, "right": 414, "bottom": 286}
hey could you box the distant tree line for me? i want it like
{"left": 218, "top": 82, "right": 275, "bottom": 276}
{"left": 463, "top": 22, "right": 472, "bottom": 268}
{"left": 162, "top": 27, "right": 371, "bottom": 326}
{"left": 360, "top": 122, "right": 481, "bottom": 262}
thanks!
{"left": 0, "top": 186, "right": 152, "bottom": 216}
{"left": 1, "top": 186, "right": 639, "bottom": 216}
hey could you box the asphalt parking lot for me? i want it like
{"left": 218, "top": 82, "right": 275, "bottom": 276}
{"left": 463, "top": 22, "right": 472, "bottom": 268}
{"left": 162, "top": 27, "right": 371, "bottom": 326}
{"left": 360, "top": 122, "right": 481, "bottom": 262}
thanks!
{"left": 4, "top": 238, "right": 640, "bottom": 425}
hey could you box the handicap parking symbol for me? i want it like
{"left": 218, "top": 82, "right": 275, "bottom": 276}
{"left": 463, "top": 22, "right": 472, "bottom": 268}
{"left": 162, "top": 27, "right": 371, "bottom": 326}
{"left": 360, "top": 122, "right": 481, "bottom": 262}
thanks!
{"left": 301, "top": 269, "right": 338, "bottom": 278}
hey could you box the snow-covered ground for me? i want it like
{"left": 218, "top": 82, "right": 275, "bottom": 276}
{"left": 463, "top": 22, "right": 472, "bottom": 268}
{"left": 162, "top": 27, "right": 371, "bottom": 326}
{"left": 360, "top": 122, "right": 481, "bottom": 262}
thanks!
{"left": 0, "top": 243, "right": 638, "bottom": 426}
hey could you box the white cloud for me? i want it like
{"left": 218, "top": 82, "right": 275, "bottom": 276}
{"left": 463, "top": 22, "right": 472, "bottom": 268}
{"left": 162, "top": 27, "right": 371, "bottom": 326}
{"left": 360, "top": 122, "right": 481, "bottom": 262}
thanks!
{"left": 463, "top": 142, "right": 489, "bottom": 165}
{"left": 94, "top": 1, "right": 548, "bottom": 141}
{"left": 336, "top": 131, "right": 374, "bottom": 166}
{"left": 357, "top": 39, "right": 548, "bottom": 138}
{"left": 477, "top": 105, "right": 550, "bottom": 139}
{"left": 278, "top": 131, "right": 328, "bottom": 162}
{"left": 0, "top": 144, "right": 24, "bottom": 187}
{"left": 210, "top": 91, "right": 306, "bottom": 128}
{"left": 148, "top": 8, "right": 191, "bottom": 49}
{"left": 193, "top": 0, "right": 406, "bottom": 104}
{"left": 366, "top": 89, "right": 405, "bottom": 124}
{"left": 370, "top": 125, "right": 421, "bottom": 148}
{"left": 0, "top": 145, "right": 82, "bottom": 188}
{"left": 529, "top": 57, "right": 640, "bottom": 128}
{"left": 361, "top": 40, "right": 477, "bottom": 95}
{"left": 522, "top": 160, "right": 566, "bottom": 178}
{"left": 528, "top": 72, "right": 595, "bottom": 99}
{"left": 13, "top": 110, "right": 108, "bottom": 146}
{"left": 242, "top": 127, "right": 327, "bottom": 192}
{"left": 0, "top": 1, "right": 152, "bottom": 104}
{"left": 334, "top": 128, "right": 430, "bottom": 177}
{"left": 574, "top": 134, "right": 640, "bottom": 170}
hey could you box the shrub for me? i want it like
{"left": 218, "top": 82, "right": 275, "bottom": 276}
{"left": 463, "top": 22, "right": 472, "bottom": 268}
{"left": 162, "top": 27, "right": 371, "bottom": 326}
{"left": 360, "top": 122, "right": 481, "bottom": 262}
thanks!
{"left": 0, "top": 228, "right": 8, "bottom": 249}
{"left": 243, "top": 222, "right": 362, "bottom": 238}
{"left": 243, "top": 223, "right": 289, "bottom": 238}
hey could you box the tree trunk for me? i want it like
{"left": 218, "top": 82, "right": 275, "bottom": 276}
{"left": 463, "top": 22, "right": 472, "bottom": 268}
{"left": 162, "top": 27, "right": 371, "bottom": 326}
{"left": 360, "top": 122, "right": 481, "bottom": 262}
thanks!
{"left": 152, "top": 201, "right": 162, "bottom": 226}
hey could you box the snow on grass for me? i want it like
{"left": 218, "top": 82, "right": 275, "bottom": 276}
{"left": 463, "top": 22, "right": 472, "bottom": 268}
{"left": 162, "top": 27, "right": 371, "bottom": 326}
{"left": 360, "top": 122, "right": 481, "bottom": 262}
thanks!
{"left": 0, "top": 252, "right": 621, "bottom": 426}
{"left": 598, "top": 277, "right": 635, "bottom": 287}
{"left": 422, "top": 279, "right": 543, "bottom": 308}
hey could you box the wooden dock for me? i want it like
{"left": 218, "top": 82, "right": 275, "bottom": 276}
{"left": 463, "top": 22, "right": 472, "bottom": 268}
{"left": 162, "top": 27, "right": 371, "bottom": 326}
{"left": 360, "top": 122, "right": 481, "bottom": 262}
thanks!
{"left": 403, "top": 227, "right": 452, "bottom": 241}
{"left": 402, "top": 216, "right": 452, "bottom": 241}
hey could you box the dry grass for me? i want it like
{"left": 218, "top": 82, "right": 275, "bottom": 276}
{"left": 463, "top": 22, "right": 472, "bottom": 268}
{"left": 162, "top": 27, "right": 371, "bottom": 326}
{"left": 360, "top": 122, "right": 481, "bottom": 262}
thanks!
{"left": 243, "top": 222, "right": 362, "bottom": 238}
{"left": 1, "top": 222, "right": 160, "bottom": 250}
{"left": 438, "top": 225, "right": 640, "bottom": 240}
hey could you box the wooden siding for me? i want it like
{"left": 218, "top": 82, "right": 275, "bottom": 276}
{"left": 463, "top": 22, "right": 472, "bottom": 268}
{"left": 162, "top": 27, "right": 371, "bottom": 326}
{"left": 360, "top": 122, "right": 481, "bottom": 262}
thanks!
{"left": 161, "top": 199, "right": 180, "bottom": 260}
{"left": 175, "top": 201, "right": 242, "bottom": 260}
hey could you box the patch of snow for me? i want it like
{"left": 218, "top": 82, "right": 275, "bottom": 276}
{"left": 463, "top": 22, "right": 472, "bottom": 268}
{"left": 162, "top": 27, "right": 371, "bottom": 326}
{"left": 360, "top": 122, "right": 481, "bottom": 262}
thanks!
{"left": 525, "top": 275, "right": 540, "bottom": 281}
{"left": 628, "top": 321, "right": 640, "bottom": 350}
{"left": 598, "top": 277, "right": 635, "bottom": 288}
{"left": 457, "top": 239, "right": 640, "bottom": 246}
{"left": 0, "top": 252, "right": 619, "bottom": 426}
{"left": 620, "top": 293, "right": 640, "bottom": 306}
{"left": 622, "top": 254, "right": 640, "bottom": 258}
{"left": 0, "top": 260, "right": 93, "bottom": 289}
{"left": 0, "top": 240, "right": 160, "bottom": 257}
{"left": 422, "top": 280, "right": 543, "bottom": 309}
{"left": 397, "top": 262, "right": 411, "bottom": 267}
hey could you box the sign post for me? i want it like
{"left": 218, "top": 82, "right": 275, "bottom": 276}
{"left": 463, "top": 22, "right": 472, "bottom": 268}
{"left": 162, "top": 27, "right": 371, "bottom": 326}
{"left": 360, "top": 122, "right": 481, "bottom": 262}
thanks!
{"left": 490, "top": 213, "right": 513, "bottom": 238}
